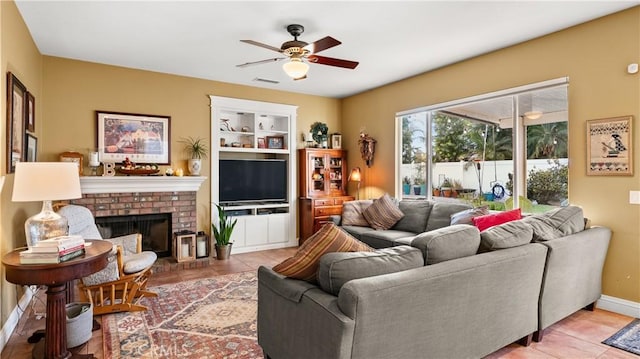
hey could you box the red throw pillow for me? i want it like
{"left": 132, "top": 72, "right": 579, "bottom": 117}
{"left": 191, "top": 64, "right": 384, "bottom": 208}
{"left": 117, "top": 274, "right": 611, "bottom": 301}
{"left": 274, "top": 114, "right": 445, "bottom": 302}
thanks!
{"left": 472, "top": 208, "right": 522, "bottom": 231}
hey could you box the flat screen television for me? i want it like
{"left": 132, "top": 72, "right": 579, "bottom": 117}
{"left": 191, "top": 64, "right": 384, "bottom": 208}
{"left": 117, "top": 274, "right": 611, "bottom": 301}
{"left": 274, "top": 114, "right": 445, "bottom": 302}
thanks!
{"left": 219, "top": 159, "right": 287, "bottom": 204}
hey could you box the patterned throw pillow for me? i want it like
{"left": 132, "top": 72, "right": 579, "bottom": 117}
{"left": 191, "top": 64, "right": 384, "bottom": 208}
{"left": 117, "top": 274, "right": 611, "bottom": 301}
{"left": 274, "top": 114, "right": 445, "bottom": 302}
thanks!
{"left": 362, "top": 194, "right": 405, "bottom": 230}
{"left": 272, "top": 223, "right": 373, "bottom": 282}
{"left": 342, "top": 200, "right": 374, "bottom": 227}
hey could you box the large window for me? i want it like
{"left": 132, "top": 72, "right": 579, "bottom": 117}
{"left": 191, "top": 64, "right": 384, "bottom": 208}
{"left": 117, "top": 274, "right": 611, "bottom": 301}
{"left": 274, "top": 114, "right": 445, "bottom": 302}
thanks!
{"left": 397, "top": 79, "right": 568, "bottom": 213}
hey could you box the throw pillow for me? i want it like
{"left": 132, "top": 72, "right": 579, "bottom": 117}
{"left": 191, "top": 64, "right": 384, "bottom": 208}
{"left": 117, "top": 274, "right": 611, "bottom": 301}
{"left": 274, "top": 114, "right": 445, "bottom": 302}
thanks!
{"left": 472, "top": 208, "right": 522, "bottom": 231}
{"left": 479, "top": 221, "right": 533, "bottom": 252}
{"left": 520, "top": 206, "right": 585, "bottom": 241}
{"left": 341, "top": 200, "right": 374, "bottom": 227}
{"left": 317, "top": 246, "right": 423, "bottom": 296}
{"left": 392, "top": 200, "right": 434, "bottom": 233}
{"left": 362, "top": 193, "right": 405, "bottom": 230}
{"left": 450, "top": 206, "right": 490, "bottom": 226}
{"left": 272, "top": 223, "right": 373, "bottom": 282}
{"left": 411, "top": 224, "right": 481, "bottom": 265}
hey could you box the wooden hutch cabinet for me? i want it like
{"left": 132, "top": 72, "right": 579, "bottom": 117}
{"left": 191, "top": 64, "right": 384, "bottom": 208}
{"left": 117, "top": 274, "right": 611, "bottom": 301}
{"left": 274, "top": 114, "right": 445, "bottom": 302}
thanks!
{"left": 298, "top": 149, "right": 354, "bottom": 243}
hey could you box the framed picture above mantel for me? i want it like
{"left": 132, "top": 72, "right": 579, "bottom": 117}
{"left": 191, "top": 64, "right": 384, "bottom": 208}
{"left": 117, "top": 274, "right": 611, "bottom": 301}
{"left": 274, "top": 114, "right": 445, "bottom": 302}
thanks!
{"left": 97, "top": 111, "right": 171, "bottom": 165}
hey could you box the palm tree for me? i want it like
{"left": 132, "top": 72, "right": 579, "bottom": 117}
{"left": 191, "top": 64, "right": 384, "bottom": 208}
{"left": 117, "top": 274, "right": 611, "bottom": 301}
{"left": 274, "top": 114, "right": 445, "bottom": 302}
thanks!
{"left": 527, "top": 122, "right": 568, "bottom": 159}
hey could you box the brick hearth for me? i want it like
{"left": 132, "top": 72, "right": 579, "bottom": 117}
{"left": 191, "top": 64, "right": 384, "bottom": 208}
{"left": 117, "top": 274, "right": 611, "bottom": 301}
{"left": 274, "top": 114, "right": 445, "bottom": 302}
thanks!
{"left": 69, "top": 191, "right": 197, "bottom": 236}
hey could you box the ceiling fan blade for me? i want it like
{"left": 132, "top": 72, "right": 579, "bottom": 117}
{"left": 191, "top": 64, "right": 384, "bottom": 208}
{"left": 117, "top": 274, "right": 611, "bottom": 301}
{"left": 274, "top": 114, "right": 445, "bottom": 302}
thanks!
{"left": 304, "top": 36, "right": 341, "bottom": 54}
{"left": 307, "top": 55, "right": 359, "bottom": 69}
{"left": 236, "top": 57, "right": 286, "bottom": 68}
{"left": 240, "top": 40, "right": 283, "bottom": 53}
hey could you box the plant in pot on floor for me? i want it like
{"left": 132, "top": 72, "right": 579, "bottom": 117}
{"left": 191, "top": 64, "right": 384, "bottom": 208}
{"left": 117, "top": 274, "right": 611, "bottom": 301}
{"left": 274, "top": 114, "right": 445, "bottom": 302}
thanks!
{"left": 180, "top": 136, "right": 208, "bottom": 176}
{"left": 212, "top": 203, "right": 237, "bottom": 260}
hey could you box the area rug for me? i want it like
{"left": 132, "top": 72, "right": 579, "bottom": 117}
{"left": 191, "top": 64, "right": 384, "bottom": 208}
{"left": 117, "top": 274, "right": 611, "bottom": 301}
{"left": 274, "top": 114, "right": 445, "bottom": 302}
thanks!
{"left": 102, "top": 271, "right": 263, "bottom": 358}
{"left": 602, "top": 318, "right": 640, "bottom": 355}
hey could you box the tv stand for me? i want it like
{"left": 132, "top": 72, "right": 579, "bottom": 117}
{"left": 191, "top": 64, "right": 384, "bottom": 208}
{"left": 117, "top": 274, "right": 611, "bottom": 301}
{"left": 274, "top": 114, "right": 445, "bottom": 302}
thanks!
{"left": 210, "top": 96, "right": 298, "bottom": 254}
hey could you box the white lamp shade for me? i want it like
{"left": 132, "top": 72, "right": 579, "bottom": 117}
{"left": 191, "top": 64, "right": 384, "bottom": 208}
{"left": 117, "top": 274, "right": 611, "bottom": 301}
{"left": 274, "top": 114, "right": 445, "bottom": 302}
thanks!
{"left": 12, "top": 162, "right": 82, "bottom": 202}
{"left": 282, "top": 59, "right": 309, "bottom": 79}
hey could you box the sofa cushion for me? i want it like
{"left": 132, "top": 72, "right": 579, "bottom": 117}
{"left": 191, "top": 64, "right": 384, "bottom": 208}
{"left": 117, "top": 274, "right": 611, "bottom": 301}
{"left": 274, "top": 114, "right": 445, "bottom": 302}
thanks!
{"left": 363, "top": 194, "right": 404, "bottom": 230}
{"left": 425, "top": 202, "right": 473, "bottom": 232}
{"left": 392, "top": 200, "right": 434, "bottom": 233}
{"left": 273, "top": 223, "right": 373, "bottom": 282}
{"left": 479, "top": 221, "right": 533, "bottom": 252}
{"left": 521, "top": 206, "right": 585, "bottom": 241}
{"left": 411, "top": 224, "right": 481, "bottom": 265}
{"left": 317, "top": 246, "right": 423, "bottom": 296}
{"left": 341, "top": 200, "right": 374, "bottom": 227}
{"left": 450, "top": 206, "right": 490, "bottom": 226}
{"left": 340, "top": 225, "right": 374, "bottom": 241}
{"left": 359, "top": 229, "right": 417, "bottom": 249}
{"left": 472, "top": 208, "right": 522, "bottom": 231}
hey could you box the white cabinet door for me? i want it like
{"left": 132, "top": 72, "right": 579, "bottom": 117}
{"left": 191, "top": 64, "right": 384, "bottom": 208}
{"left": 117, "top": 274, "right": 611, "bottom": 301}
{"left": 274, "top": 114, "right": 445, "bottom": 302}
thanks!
{"left": 268, "top": 214, "right": 289, "bottom": 243}
{"left": 245, "top": 216, "right": 269, "bottom": 246}
{"left": 229, "top": 216, "right": 246, "bottom": 247}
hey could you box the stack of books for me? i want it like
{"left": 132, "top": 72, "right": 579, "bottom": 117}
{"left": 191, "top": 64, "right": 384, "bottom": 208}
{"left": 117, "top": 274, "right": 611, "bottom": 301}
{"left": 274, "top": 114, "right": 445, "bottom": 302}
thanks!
{"left": 20, "top": 235, "right": 86, "bottom": 264}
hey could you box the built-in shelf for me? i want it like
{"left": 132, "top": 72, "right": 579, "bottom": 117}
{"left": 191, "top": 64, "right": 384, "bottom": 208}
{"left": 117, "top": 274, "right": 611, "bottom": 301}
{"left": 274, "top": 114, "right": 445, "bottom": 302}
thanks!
{"left": 79, "top": 176, "right": 207, "bottom": 194}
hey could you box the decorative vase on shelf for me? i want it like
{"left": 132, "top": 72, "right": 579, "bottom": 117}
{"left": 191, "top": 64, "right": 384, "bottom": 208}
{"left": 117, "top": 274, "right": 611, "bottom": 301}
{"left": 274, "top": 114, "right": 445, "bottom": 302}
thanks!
{"left": 188, "top": 159, "right": 202, "bottom": 176}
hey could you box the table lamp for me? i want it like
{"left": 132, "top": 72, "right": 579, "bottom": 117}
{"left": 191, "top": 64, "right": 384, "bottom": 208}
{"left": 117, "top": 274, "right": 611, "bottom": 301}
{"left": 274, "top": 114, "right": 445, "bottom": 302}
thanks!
{"left": 348, "top": 167, "right": 361, "bottom": 200}
{"left": 12, "top": 162, "right": 82, "bottom": 248}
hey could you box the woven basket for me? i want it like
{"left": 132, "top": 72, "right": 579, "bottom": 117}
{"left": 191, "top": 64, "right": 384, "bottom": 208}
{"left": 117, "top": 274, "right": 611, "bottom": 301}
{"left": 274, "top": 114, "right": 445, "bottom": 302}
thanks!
{"left": 66, "top": 302, "right": 93, "bottom": 348}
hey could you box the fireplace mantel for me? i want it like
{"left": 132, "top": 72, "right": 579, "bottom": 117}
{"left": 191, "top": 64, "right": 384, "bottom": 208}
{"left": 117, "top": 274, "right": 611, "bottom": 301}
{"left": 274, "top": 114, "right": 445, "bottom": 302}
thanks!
{"left": 79, "top": 176, "right": 207, "bottom": 194}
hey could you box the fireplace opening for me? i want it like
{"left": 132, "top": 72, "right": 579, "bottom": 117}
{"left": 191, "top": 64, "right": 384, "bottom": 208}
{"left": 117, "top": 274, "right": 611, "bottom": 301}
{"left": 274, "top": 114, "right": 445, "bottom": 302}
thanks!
{"left": 95, "top": 213, "right": 172, "bottom": 257}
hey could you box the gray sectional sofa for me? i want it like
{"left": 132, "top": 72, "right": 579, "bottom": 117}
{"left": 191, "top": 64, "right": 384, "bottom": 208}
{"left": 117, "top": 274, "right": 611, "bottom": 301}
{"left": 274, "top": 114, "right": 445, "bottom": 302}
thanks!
{"left": 258, "top": 203, "right": 611, "bottom": 359}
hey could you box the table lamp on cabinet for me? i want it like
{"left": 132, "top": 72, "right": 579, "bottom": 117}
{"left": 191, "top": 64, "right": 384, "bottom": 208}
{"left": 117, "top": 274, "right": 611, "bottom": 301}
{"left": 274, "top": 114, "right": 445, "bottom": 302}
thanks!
{"left": 12, "top": 162, "right": 82, "bottom": 248}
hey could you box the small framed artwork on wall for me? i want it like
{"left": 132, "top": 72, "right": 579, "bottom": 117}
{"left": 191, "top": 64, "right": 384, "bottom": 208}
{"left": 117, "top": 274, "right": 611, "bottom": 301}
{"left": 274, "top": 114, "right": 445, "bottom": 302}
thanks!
{"left": 25, "top": 134, "right": 37, "bottom": 162}
{"left": 586, "top": 115, "right": 633, "bottom": 176}
{"left": 6, "top": 72, "right": 26, "bottom": 173}
{"left": 26, "top": 92, "right": 35, "bottom": 132}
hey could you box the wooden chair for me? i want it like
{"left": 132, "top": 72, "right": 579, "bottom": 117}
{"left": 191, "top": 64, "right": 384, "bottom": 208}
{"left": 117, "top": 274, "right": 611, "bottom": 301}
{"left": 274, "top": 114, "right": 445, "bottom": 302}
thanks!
{"left": 58, "top": 205, "right": 157, "bottom": 316}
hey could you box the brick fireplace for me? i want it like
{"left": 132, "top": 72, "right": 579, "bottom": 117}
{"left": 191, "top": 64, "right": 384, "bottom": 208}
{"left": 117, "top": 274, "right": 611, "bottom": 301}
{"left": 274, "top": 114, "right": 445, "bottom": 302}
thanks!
{"left": 70, "top": 176, "right": 206, "bottom": 257}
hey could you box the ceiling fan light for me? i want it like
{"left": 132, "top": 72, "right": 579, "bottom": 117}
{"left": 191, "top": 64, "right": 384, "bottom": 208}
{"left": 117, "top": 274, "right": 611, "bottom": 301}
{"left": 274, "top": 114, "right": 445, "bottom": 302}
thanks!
{"left": 283, "top": 59, "right": 309, "bottom": 79}
{"left": 524, "top": 111, "right": 543, "bottom": 120}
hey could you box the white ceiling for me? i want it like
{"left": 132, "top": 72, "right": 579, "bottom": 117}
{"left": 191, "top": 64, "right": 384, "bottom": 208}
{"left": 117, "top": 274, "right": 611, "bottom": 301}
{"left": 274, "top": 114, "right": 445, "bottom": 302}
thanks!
{"left": 15, "top": 1, "right": 639, "bottom": 99}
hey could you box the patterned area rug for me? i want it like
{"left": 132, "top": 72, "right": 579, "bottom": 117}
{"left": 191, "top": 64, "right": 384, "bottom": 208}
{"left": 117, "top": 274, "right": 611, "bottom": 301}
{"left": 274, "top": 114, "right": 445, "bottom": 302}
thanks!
{"left": 103, "top": 271, "right": 263, "bottom": 358}
{"left": 602, "top": 318, "right": 640, "bottom": 355}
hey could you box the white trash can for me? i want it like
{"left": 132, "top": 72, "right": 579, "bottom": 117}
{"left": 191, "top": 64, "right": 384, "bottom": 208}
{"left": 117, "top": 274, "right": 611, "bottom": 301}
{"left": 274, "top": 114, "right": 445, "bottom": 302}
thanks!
{"left": 66, "top": 302, "right": 93, "bottom": 348}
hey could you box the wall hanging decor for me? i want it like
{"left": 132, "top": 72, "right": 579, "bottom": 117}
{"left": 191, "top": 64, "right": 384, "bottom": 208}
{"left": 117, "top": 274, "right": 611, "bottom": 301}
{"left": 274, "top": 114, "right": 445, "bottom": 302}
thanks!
{"left": 586, "top": 115, "right": 633, "bottom": 176}
{"left": 358, "top": 132, "right": 377, "bottom": 167}
{"left": 6, "top": 72, "right": 26, "bottom": 173}
{"left": 97, "top": 111, "right": 171, "bottom": 164}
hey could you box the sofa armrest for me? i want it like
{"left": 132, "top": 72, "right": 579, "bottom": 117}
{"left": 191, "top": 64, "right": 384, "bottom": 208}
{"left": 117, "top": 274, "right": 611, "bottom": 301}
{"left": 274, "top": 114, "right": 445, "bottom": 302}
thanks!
{"left": 537, "top": 226, "right": 611, "bottom": 330}
{"left": 257, "top": 266, "right": 355, "bottom": 359}
{"left": 257, "top": 266, "right": 317, "bottom": 303}
{"left": 329, "top": 215, "right": 342, "bottom": 226}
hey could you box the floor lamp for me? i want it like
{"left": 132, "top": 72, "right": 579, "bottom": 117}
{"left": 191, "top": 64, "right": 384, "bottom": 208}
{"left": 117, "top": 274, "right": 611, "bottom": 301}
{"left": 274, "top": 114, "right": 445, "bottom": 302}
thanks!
{"left": 348, "top": 167, "right": 361, "bottom": 200}
{"left": 12, "top": 162, "right": 82, "bottom": 248}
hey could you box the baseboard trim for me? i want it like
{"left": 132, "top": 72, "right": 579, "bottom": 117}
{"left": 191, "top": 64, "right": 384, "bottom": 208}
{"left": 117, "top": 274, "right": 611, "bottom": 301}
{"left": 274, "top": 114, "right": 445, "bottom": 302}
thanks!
{"left": 597, "top": 294, "right": 640, "bottom": 318}
{"left": 0, "top": 289, "right": 34, "bottom": 352}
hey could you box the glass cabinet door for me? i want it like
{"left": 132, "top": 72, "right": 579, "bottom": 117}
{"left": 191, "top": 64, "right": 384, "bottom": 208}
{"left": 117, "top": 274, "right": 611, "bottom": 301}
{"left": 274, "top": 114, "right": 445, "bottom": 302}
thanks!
{"left": 311, "top": 155, "right": 325, "bottom": 193}
{"left": 328, "top": 155, "right": 343, "bottom": 193}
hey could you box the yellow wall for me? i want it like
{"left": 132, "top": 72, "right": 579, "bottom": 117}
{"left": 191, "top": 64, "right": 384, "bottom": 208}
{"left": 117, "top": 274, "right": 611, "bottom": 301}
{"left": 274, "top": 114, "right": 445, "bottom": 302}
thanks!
{"left": 1, "top": 0, "right": 43, "bottom": 325}
{"left": 41, "top": 56, "right": 341, "bottom": 232}
{"left": 342, "top": 7, "right": 640, "bottom": 303}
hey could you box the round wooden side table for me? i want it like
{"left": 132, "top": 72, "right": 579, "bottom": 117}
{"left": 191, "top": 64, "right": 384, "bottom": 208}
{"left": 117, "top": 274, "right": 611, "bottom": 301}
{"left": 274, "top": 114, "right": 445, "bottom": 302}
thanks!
{"left": 2, "top": 240, "right": 112, "bottom": 359}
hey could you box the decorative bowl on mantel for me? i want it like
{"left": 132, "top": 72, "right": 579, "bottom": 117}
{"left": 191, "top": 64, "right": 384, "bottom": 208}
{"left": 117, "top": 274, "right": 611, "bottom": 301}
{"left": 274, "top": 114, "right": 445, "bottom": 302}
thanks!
{"left": 116, "top": 168, "right": 160, "bottom": 176}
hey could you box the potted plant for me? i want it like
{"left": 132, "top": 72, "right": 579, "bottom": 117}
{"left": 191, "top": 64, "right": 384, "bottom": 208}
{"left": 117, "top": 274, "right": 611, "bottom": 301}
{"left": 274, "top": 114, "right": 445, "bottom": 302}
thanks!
{"left": 180, "top": 136, "right": 208, "bottom": 176}
{"left": 212, "top": 203, "right": 237, "bottom": 260}
{"left": 432, "top": 183, "right": 441, "bottom": 197}
{"left": 402, "top": 176, "right": 411, "bottom": 195}
{"left": 441, "top": 178, "right": 453, "bottom": 197}
{"left": 451, "top": 179, "right": 463, "bottom": 198}
{"left": 413, "top": 176, "right": 425, "bottom": 195}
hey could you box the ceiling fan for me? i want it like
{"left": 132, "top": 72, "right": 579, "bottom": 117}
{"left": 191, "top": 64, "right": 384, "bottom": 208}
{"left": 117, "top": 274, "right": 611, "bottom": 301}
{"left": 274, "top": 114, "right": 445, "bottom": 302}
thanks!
{"left": 237, "top": 24, "right": 359, "bottom": 80}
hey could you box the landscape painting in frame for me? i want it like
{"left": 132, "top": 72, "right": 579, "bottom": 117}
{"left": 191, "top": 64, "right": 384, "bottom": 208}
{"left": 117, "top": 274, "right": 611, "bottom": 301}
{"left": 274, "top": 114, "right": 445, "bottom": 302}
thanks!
{"left": 587, "top": 116, "right": 633, "bottom": 176}
{"left": 97, "top": 111, "right": 171, "bottom": 165}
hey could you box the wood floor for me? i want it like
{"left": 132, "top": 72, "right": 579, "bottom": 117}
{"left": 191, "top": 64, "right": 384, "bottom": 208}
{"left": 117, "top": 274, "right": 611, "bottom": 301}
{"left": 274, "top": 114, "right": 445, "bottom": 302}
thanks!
{"left": 1, "top": 247, "right": 636, "bottom": 359}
